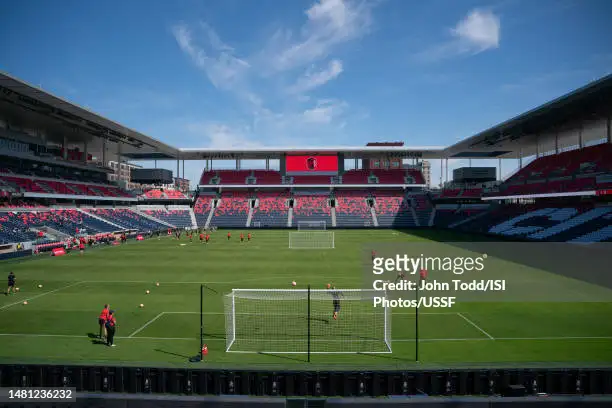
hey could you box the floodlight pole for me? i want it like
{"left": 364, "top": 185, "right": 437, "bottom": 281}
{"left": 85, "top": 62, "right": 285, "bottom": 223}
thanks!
{"left": 307, "top": 284, "right": 311, "bottom": 363}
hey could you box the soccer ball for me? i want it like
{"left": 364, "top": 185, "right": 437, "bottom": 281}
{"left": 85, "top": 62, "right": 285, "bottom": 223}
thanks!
{"left": 146, "top": 290, "right": 150, "bottom": 294}
{"left": 15, "top": 287, "right": 19, "bottom": 292}
{"left": 38, "top": 284, "right": 43, "bottom": 288}
{"left": 139, "top": 304, "right": 144, "bottom": 308}
{"left": 156, "top": 282, "right": 160, "bottom": 287}
{"left": 292, "top": 281, "right": 297, "bottom": 287}
{"left": 23, "top": 301, "right": 28, "bottom": 305}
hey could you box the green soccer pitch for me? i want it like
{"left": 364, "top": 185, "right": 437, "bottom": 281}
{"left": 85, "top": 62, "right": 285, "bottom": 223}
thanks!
{"left": 1, "top": 229, "right": 611, "bottom": 369}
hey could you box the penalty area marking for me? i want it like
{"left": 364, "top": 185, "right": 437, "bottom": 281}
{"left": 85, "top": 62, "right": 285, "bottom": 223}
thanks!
{"left": 128, "top": 312, "right": 165, "bottom": 338}
{"left": 457, "top": 312, "right": 495, "bottom": 340}
{"left": 0, "top": 281, "right": 85, "bottom": 312}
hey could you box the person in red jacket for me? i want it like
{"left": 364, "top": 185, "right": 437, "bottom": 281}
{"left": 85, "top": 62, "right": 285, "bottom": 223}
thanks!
{"left": 247, "top": 232, "right": 252, "bottom": 242}
{"left": 240, "top": 233, "right": 244, "bottom": 243}
{"left": 205, "top": 234, "right": 210, "bottom": 244}
{"left": 227, "top": 231, "right": 231, "bottom": 241}
{"left": 98, "top": 304, "right": 110, "bottom": 340}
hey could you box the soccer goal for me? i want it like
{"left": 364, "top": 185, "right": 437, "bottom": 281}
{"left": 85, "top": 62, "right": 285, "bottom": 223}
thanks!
{"left": 224, "top": 288, "right": 391, "bottom": 354}
{"left": 297, "top": 221, "right": 326, "bottom": 231}
{"left": 289, "top": 231, "right": 334, "bottom": 249}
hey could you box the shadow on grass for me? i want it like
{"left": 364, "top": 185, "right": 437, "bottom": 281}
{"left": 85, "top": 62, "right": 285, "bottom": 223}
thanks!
{"left": 87, "top": 332, "right": 107, "bottom": 345}
{"left": 257, "top": 352, "right": 307, "bottom": 364}
{"left": 357, "top": 352, "right": 415, "bottom": 364}
{"left": 155, "top": 348, "right": 192, "bottom": 360}
{"left": 202, "top": 332, "right": 225, "bottom": 339}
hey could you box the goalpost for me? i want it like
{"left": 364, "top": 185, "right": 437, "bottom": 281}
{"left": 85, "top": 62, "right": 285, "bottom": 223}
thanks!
{"left": 297, "top": 221, "right": 326, "bottom": 231}
{"left": 289, "top": 231, "right": 335, "bottom": 249}
{"left": 224, "top": 288, "right": 391, "bottom": 354}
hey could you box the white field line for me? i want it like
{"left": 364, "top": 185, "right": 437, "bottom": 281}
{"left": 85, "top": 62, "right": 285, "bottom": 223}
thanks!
{"left": 128, "top": 312, "right": 165, "bottom": 338}
{"left": 457, "top": 312, "right": 495, "bottom": 340}
{"left": 0, "top": 333, "right": 610, "bottom": 342}
{"left": 82, "top": 276, "right": 297, "bottom": 284}
{"left": 0, "top": 281, "right": 85, "bottom": 312}
{"left": 164, "top": 311, "right": 457, "bottom": 315}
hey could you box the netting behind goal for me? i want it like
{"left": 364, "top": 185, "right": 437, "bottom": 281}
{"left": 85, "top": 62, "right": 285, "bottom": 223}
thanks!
{"left": 224, "top": 289, "right": 391, "bottom": 354}
{"left": 297, "top": 221, "right": 326, "bottom": 230}
{"left": 289, "top": 231, "right": 334, "bottom": 249}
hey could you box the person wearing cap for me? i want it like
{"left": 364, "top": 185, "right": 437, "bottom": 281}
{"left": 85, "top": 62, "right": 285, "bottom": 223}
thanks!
{"left": 105, "top": 310, "right": 117, "bottom": 347}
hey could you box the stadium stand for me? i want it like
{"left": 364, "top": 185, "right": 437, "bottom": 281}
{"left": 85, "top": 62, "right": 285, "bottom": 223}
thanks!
{"left": 143, "top": 189, "right": 186, "bottom": 199}
{"left": 374, "top": 191, "right": 416, "bottom": 227}
{"left": 144, "top": 209, "right": 193, "bottom": 228}
{"left": 85, "top": 209, "right": 166, "bottom": 231}
{"left": 252, "top": 170, "right": 282, "bottom": 184}
{"left": 292, "top": 175, "right": 333, "bottom": 184}
{"left": 341, "top": 169, "right": 370, "bottom": 184}
{"left": 0, "top": 173, "right": 132, "bottom": 198}
{"left": 292, "top": 193, "right": 332, "bottom": 226}
{"left": 491, "top": 144, "right": 612, "bottom": 196}
{"left": 193, "top": 195, "right": 215, "bottom": 227}
{"left": 334, "top": 190, "right": 373, "bottom": 227}
{"left": 210, "top": 191, "right": 251, "bottom": 228}
{"left": 250, "top": 191, "right": 290, "bottom": 227}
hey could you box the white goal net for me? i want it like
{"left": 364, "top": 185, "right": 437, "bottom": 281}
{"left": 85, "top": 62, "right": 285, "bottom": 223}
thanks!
{"left": 297, "top": 221, "right": 326, "bottom": 231}
{"left": 224, "top": 288, "right": 391, "bottom": 354}
{"left": 289, "top": 231, "right": 334, "bottom": 249}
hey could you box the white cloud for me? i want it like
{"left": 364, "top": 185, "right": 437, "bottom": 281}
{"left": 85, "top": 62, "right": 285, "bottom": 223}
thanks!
{"left": 287, "top": 59, "right": 344, "bottom": 94}
{"left": 172, "top": 24, "right": 250, "bottom": 90}
{"left": 302, "top": 99, "right": 347, "bottom": 124}
{"left": 452, "top": 10, "right": 500, "bottom": 53}
{"left": 265, "top": 0, "right": 372, "bottom": 72}
{"left": 415, "top": 9, "right": 500, "bottom": 63}
{"left": 170, "top": 0, "right": 374, "bottom": 145}
{"left": 185, "top": 122, "right": 264, "bottom": 149}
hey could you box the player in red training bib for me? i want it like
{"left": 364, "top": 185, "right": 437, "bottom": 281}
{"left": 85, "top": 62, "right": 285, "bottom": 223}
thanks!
{"left": 247, "top": 233, "right": 251, "bottom": 241}
{"left": 227, "top": 232, "right": 231, "bottom": 241}
{"left": 205, "top": 234, "right": 210, "bottom": 244}
{"left": 371, "top": 250, "right": 377, "bottom": 262}
{"left": 240, "top": 233, "right": 244, "bottom": 242}
{"left": 199, "top": 233, "right": 204, "bottom": 243}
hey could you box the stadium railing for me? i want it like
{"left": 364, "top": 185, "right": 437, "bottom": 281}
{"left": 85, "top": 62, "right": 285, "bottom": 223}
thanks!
{"left": 2, "top": 364, "right": 612, "bottom": 398}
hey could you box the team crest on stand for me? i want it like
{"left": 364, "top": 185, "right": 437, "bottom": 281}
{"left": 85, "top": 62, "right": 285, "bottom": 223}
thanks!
{"left": 306, "top": 156, "right": 317, "bottom": 170}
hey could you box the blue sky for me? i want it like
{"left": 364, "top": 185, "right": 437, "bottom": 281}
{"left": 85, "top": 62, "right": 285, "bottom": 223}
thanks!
{"left": 1, "top": 0, "right": 611, "bottom": 187}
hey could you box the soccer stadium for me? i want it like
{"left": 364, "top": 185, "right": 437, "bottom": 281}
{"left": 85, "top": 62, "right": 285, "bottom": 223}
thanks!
{"left": 1, "top": 3, "right": 612, "bottom": 406}
{"left": 1, "top": 70, "right": 611, "bottom": 404}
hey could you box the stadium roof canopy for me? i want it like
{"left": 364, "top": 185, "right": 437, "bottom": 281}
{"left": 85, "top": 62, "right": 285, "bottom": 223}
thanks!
{"left": 443, "top": 73, "right": 612, "bottom": 159}
{"left": 0, "top": 72, "right": 178, "bottom": 159}
{"left": 1, "top": 71, "right": 610, "bottom": 162}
